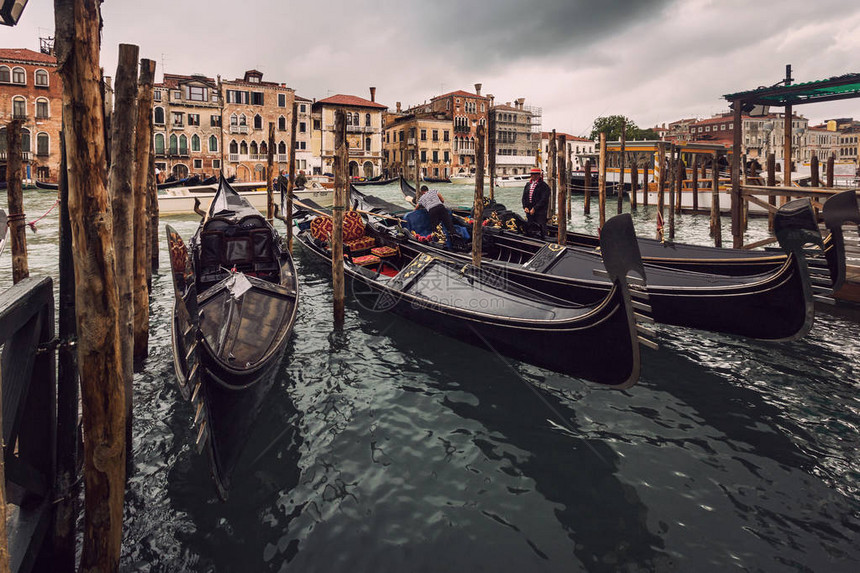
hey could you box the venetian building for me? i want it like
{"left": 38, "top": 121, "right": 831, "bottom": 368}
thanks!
{"left": 490, "top": 97, "right": 540, "bottom": 176}
{"left": 428, "top": 84, "right": 490, "bottom": 177}
{"left": 312, "top": 89, "right": 387, "bottom": 178}
{"left": 383, "top": 101, "right": 452, "bottom": 180}
{"left": 0, "top": 47, "right": 63, "bottom": 182}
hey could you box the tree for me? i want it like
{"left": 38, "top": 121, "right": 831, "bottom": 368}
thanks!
{"left": 634, "top": 127, "right": 660, "bottom": 140}
{"left": 589, "top": 115, "right": 639, "bottom": 142}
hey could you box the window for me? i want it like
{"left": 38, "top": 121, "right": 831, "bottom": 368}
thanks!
{"left": 278, "top": 116, "right": 286, "bottom": 131}
{"left": 278, "top": 94, "right": 287, "bottom": 107}
{"left": 212, "top": 159, "right": 221, "bottom": 169}
{"left": 254, "top": 114, "right": 263, "bottom": 130}
{"left": 278, "top": 141, "right": 287, "bottom": 154}
{"left": 249, "top": 141, "right": 258, "bottom": 156}
{"left": 171, "top": 90, "right": 181, "bottom": 100}
{"left": 0, "top": 66, "right": 9, "bottom": 82}
{"left": 229, "top": 140, "right": 238, "bottom": 154}
{"left": 240, "top": 141, "right": 248, "bottom": 154}
{"left": 226, "top": 90, "right": 249, "bottom": 104}
{"left": 36, "top": 99, "right": 49, "bottom": 119}
{"left": 251, "top": 92, "right": 264, "bottom": 106}
{"left": 365, "top": 113, "right": 371, "bottom": 127}
{"left": 211, "top": 92, "right": 219, "bottom": 103}
{"left": 209, "top": 135, "right": 218, "bottom": 152}
{"left": 230, "top": 114, "right": 238, "bottom": 126}
{"left": 187, "top": 86, "right": 207, "bottom": 101}
{"left": 179, "top": 135, "right": 188, "bottom": 155}
{"left": 210, "top": 115, "right": 221, "bottom": 127}
{"left": 169, "top": 134, "right": 178, "bottom": 154}
{"left": 12, "top": 67, "right": 25, "bottom": 84}
{"left": 432, "top": 130, "right": 438, "bottom": 142}
{"left": 365, "top": 137, "right": 371, "bottom": 151}
{"left": 193, "top": 159, "right": 202, "bottom": 169}
{"left": 420, "top": 129, "right": 427, "bottom": 141}
{"left": 443, "top": 131, "right": 450, "bottom": 142}
{"left": 313, "top": 119, "right": 321, "bottom": 130}
{"left": 12, "top": 97, "right": 26, "bottom": 119}
{"left": 172, "top": 112, "right": 184, "bottom": 127}
{"left": 154, "top": 133, "right": 165, "bottom": 154}
{"left": 191, "top": 134, "right": 200, "bottom": 152}
{"left": 239, "top": 114, "right": 247, "bottom": 126}
{"left": 188, "top": 114, "right": 200, "bottom": 126}
{"left": 21, "top": 129, "right": 30, "bottom": 152}
{"left": 153, "top": 90, "right": 162, "bottom": 102}
{"left": 34, "top": 69, "right": 49, "bottom": 87}
{"left": 432, "top": 150, "right": 438, "bottom": 162}
{"left": 346, "top": 113, "right": 353, "bottom": 126}
{"left": 37, "top": 133, "right": 49, "bottom": 156}
{"left": 299, "top": 122, "right": 306, "bottom": 133}
{"left": 420, "top": 150, "right": 426, "bottom": 162}
{"left": 444, "top": 151, "right": 450, "bottom": 162}
{"left": 300, "top": 104, "right": 306, "bottom": 113}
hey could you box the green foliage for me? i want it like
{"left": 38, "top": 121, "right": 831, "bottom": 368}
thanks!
{"left": 589, "top": 116, "right": 658, "bottom": 142}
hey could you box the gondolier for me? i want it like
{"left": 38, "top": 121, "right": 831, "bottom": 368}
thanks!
{"left": 522, "top": 167, "right": 550, "bottom": 239}
{"left": 416, "top": 185, "right": 455, "bottom": 248}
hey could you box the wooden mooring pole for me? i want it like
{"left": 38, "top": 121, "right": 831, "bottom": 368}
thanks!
{"left": 730, "top": 101, "right": 743, "bottom": 248}
{"left": 557, "top": 134, "right": 567, "bottom": 246}
{"left": 668, "top": 146, "right": 676, "bottom": 240}
{"left": 657, "top": 143, "right": 666, "bottom": 223}
{"left": 286, "top": 101, "right": 298, "bottom": 252}
{"left": 642, "top": 163, "right": 649, "bottom": 207}
{"left": 711, "top": 151, "right": 722, "bottom": 247}
{"left": 826, "top": 155, "right": 835, "bottom": 187}
{"left": 108, "top": 43, "right": 139, "bottom": 449}
{"left": 332, "top": 111, "right": 347, "bottom": 327}
{"left": 488, "top": 111, "right": 496, "bottom": 201}
{"left": 55, "top": 0, "right": 127, "bottom": 569}
{"left": 810, "top": 153, "right": 820, "bottom": 187}
{"left": 267, "top": 122, "right": 275, "bottom": 223}
{"left": 783, "top": 103, "right": 792, "bottom": 205}
{"left": 767, "top": 152, "right": 776, "bottom": 231}
{"left": 548, "top": 130, "right": 557, "bottom": 220}
{"left": 583, "top": 159, "right": 592, "bottom": 215}
{"left": 617, "top": 122, "right": 625, "bottom": 215}
{"left": 630, "top": 158, "right": 638, "bottom": 210}
{"left": 598, "top": 133, "right": 607, "bottom": 229}
{"left": 472, "top": 125, "right": 486, "bottom": 267}
{"left": 5, "top": 120, "right": 29, "bottom": 285}
{"left": 691, "top": 154, "right": 699, "bottom": 212}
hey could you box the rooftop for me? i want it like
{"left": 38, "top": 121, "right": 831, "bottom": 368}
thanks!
{"left": 314, "top": 94, "right": 387, "bottom": 109}
{"left": 0, "top": 48, "right": 57, "bottom": 65}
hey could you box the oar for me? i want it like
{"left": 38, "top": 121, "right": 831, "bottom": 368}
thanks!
{"left": 0, "top": 209, "right": 8, "bottom": 256}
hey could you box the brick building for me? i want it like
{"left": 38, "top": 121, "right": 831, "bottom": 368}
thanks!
{"left": 0, "top": 48, "right": 62, "bottom": 182}
{"left": 382, "top": 103, "right": 452, "bottom": 180}
{"left": 312, "top": 91, "right": 387, "bottom": 178}
{"left": 428, "top": 84, "right": 489, "bottom": 177}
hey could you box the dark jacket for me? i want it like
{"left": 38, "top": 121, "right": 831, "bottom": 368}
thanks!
{"left": 522, "top": 178, "right": 551, "bottom": 217}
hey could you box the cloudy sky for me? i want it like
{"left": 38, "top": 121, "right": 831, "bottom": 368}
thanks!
{"left": 6, "top": 0, "right": 860, "bottom": 136}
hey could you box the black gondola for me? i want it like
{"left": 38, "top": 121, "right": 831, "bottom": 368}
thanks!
{"left": 295, "top": 205, "right": 653, "bottom": 388}
{"left": 168, "top": 176, "right": 298, "bottom": 499}
{"left": 353, "top": 176, "right": 398, "bottom": 186}
{"left": 365, "top": 182, "right": 856, "bottom": 340}
{"left": 34, "top": 180, "right": 58, "bottom": 191}
{"left": 423, "top": 176, "right": 452, "bottom": 183}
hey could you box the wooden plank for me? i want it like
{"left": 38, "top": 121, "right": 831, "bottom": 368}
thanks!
{"left": 742, "top": 236, "right": 779, "bottom": 250}
{"left": 745, "top": 194, "right": 780, "bottom": 214}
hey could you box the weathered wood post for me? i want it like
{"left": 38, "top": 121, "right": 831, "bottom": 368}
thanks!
{"left": 617, "top": 120, "right": 625, "bottom": 215}
{"left": 630, "top": 156, "right": 638, "bottom": 210}
{"left": 488, "top": 110, "right": 496, "bottom": 201}
{"left": 267, "top": 122, "right": 275, "bottom": 223}
{"left": 5, "top": 120, "right": 28, "bottom": 284}
{"left": 414, "top": 127, "right": 421, "bottom": 203}
{"left": 147, "top": 144, "right": 158, "bottom": 276}
{"left": 133, "top": 58, "right": 155, "bottom": 361}
{"left": 54, "top": 0, "right": 127, "bottom": 569}
{"left": 668, "top": 146, "right": 676, "bottom": 240}
{"left": 810, "top": 153, "right": 819, "bottom": 187}
{"left": 598, "top": 132, "right": 607, "bottom": 229}
{"left": 332, "top": 110, "right": 347, "bottom": 327}
{"left": 52, "top": 131, "right": 79, "bottom": 573}
{"left": 286, "top": 101, "right": 298, "bottom": 252}
{"left": 557, "top": 134, "right": 567, "bottom": 246}
{"left": 548, "top": 130, "right": 557, "bottom": 219}
{"left": 676, "top": 151, "right": 684, "bottom": 213}
{"left": 767, "top": 152, "right": 776, "bottom": 231}
{"left": 691, "top": 154, "right": 699, "bottom": 212}
{"left": 711, "top": 151, "right": 722, "bottom": 247}
{"left": 108, "top": 43, "right": 139, "bottom": 447}
{"left": 657, "top": 143, "right": 666, "bottom": 219}
{"left": 472, "top": 124, "right": 486, "bottom": 267}
{"left": 730, "top": 100, "right": 743, "bottom": 248}
{"left": 783, "top": 104, "right": 792, "bottom": 205}
{"left": 583, "top": 159, "right": 592, "bottom": 215}
{"left": 826, "top": 155, "right": 835, "bottom": 187}
{"left": 642, "top": 163, "right": 649, "bottom": 207}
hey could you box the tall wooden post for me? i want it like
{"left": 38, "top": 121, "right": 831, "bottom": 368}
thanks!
{"left": 487, "top": 111, "right": 496, "bottom": 201}
{"left": 548, "top": 130, "right": 557, "bottom": 219}
{"left": 657, "top": 143, "right": 666, "bottom": 218}
{"left": 826, "top": 155, "right": 835, "bottom": 187}
{"left": 783, "top": 105, "right": 792, "bottom": 205}
{"left": 668, "top": 146, "right": 676, "bottom": 240}
{"left": 332, "top": 111, "right": 347, "bottom": 328}
{"left": 598, "top": 132, "right": 607, "bottom": 229}
{"left": 286, "top": 101, "right": 298, "bottom": 252}
{"left": 691, "top": 154, "right": 699, "bottom": 212}
{"left": 267, "top": 122, "right": 275, "bottom": 223}
{"left": 108, "top": 43, "right": 139, "bottom": 447}
{"left": 617, "top": 121, "right": 625, "bottom": 214}
{"left": 675, "top": 152, "right": 684, "bottom": 213}
{"left": 5, "top": 120, "right": 28, "bottom": 284}
{"left": 557, "top": 135, "right": 567, "bottom": 246}
{"left": 583, "top": 159, "right": 592, "bottom": 215}
{"left": 147, "top": 146, "right": 158, "bottom": 275}
{"left": 711, "top": 151, "right": 722, "bottom": 247}
{"left": 730, "top": 101, "right": 743, "bottom": 248}
{"left": 133, "top": 58, "right": 155, "bottom": 361}
{"left": 414, "top": 126, "right": 421, "bottom": 202}
{"left": 767, "top": 152, "right": 776, "bottom": 231}
{"left": 54, "top": 1, "right": 127, "bottom": 569}
{"left": 472, "top": 125, "right": 486, "bottom": 267}
{"left": 630, "top": 156, "right": 638, "bottom": 210}
{"left": 642, "top": 164, "right": 649, "bottom": 207}
{"left": 810, "top": 153, "right": 819, "bottom": 187}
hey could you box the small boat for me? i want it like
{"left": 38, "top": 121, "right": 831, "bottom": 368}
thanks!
{"left": 353, "top": 176, "right": 397, "bottom": 187}
{"left": 494, "top": 174, "right": 530, "bottom": 188}
{"left": 34, "top": 180, "right": 58, "bottom": 191}
{"left": 295, "top": 204, "right": 653, "bottom": 388}
{"left": 167, "top": 176, "right": 298, "bottom": 499}
{"left": 422, "top": 176, "right": 451, "bottom": 183}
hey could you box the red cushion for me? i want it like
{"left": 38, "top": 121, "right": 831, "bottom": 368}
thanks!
{"left": 352, "top": 254, "right": 380, "bottom": 266}
{"left": 310, "top": 216, "right": 333, "bottom": 241}
{"left": 343, "top": 211, "right": 365, "bottom": 242}
{"left": 371, "top": 246, "right": 398, "bottom": 257}
{"left": 345, "top": 236, "right": 376, "bottom": 251}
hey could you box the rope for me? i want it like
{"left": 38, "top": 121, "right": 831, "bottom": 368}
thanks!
{"left": 25, "top": 198, "right": 60, "bottom": 232}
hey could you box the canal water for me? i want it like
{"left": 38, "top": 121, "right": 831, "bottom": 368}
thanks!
{"left": 2, "top": 185, "right": 858, "bottom": 572}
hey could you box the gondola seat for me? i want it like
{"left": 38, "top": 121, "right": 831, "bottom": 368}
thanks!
{"left": 371, "top": 246, "right": 398, "bottom": 258}
{"left": 345, "top": 236, "right": 376, "bottom": 253}
{"left": 352, "top": 254, "right": 381, "bottom": 267}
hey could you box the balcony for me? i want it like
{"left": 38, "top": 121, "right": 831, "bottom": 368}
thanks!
{"left": 228, "top": 153, "right": 240, "bottom": 163}
{"left": 407, "top": 160, "right": 415, "bottom": 167}
{"left": 0, "top": 151, "right": 31, "bottom": 161}
{"left": 229, "top": 125, "right": 250, "bottom": 134}
{"left": 277, "top": 154, "right": 289, "bottom": 162}
{"left": 455, "top": 148, "right": 475, "bottom": 155}
{"left": 453, "top": 125, "right": 470, "bottom": 134}
{"left": 12, "top": 112, "right": 28, "bottom": 120}
{"left": 347, "top": 125, "right": 372, "bottom": 133}
{"left": 170, "top": 123, "right": 184, "bottom": 130}
{"left": 407, "top": 137, "right": 416, "bottom": 145}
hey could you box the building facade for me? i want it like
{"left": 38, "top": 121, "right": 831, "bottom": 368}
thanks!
{"left": 490, "top": 98, "right": 540, "bottom": 176}
{"left": 294, "top": 95, "right": 316, "bottom": 175}
{"left": 383, "top": 112, "right": 451, "bottom": 180}
{"left": 0, "top": 48, "right": 62, "bottom": 182}
{"left": 428, "top": 85, "right": 489, "bottom": 177}
{"left": 312, "top": 91, "right": 387, "bottom": 178}
{"left": 539, "top": 132, "right": 592, "bottom": 174}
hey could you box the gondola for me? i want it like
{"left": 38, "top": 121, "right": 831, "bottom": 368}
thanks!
{"left": 167, "top": 176, "right": 298, "bottom": 499}
{"left": 158, "top": 176, "right": 183, "bottom": 190}
{"left": 353, "top": 176, "right": 397, "bottom": 187}
{"left": 295, "top": 203, "right": 653, "bottom": 388}
{"left": 34, "top": 180, "right": 58, "bottom": 191}
{"left": 362, "top": 183, "right": 855, "bottom": 340}
{"left": 199, "top": 175, "right": 218, "bottom": 186}
{"left": 422, "top": 176, "right": 451, "bottom": 183}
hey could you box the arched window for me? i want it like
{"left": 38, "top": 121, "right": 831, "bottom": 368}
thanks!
{"left": 179, "top": 135, "right": 188, "bottom": 155}
{"left": 191, "top": 134, "right": 200, "bottom": 152}
{"left": 154, "top": 107, "right": 165, "bottom": 124}
{"left": 37, "top": 132, "right": 49, "bottom": 156}
{"left": 230, "top": 114, "right": 238, "bottom": 126}
{"left": 154, "top": 133, "right": 165, "bottom": 154}
{"left": 254, "top": 114, "right": 262, "bottom": 130}
{"left": 35, "top": 98, "right": 49, "bottom": 119}
{"left": 365, "top": 137, "right": 371, "bottom": 151}
{"left": 209, "top": 135, "right": 218, "bottom": 152}
{"left": 229, "top": 140, "right": 238, "bottom": 154}
{"left": 239, "top": 141, "right": 248, "bottom": 155}
{"left": 345, "top": 112, "right": 352, "bottom": 126}
{"left": 0, "top": 66, "right": 10, "bottom": 83}
{"left": 169, "top": 134, "right": 178, "bottom": 155}
{"left": 12, "top": 96, "right": 26, "bottom": 119}
{"left": 260, "top": 142, "right": 268, "bottom": 156}
{"left": 278, "top": 141, "right": 286, "bottom": 154}
{"left": 239, "top": 114, "right": 246, "bottom": 126}
{"left": 278, "top": 115, "right": 286, "bottom": 131}
{"left": 365, "top": 113, "right": 371, "bottom": 127}
{"left": 249, "top": 141, "right": 259, "bottom": 156}
{"left": 12, "top": 67, "right": 25, "bottom": 84}
{"left": 34, "top": 69, "right": 49, "bottom": 87}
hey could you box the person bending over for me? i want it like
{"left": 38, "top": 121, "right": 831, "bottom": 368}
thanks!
{"left": 416, "top": 185, "right": 455, "bottom": 248}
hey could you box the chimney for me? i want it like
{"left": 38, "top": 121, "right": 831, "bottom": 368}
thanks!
{"left": 474, "top": 83, "right": 482, "bottom": 97}
{"left": 487, "top": 94, "right": 494, "bottom": 107}
{"left": 370, "top": 86, "right": 376, "bottom": 102}
{"left": 517, "top": 97, "right": 525, "bottom": 110}
{"left": 396, "top": 101, "right": 401, "bottom": 113}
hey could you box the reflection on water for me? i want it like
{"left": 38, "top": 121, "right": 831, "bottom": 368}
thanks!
{"left": 1, "top": 187, "right": 858, "bottom": 572}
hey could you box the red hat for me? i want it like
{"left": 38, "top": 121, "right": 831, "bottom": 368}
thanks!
{"left": 530, "top": 168, "right": 542, "bottom": 174}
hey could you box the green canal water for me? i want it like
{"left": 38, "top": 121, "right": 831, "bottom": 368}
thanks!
{"left": 1, "top": 184, "right": 858, "bottom": 572}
